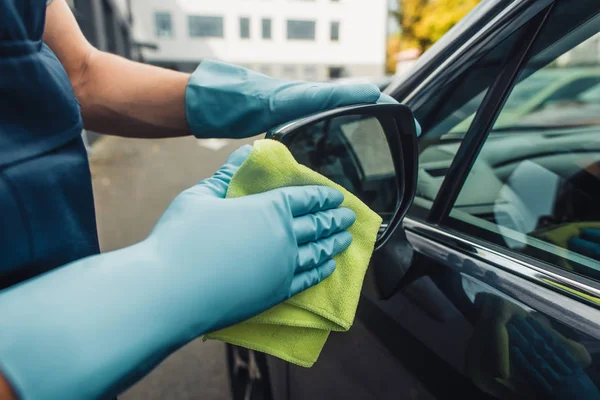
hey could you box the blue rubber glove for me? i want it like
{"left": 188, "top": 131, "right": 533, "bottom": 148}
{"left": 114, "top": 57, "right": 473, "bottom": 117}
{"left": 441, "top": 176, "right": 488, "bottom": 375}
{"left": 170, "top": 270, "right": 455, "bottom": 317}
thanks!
{"left": 377, "top": 92, "right": 422, "bottom": 136}
{"left": 507, "top": 316, "right": 600, "bottom": 400}
{"left": 569, "top": 228, "right": 600, "bottom": 261}
{"left": 0, "top": 145, "right": 356, "bottom": 400}
{"left": 186, "top": 60, "right": 382, "bottom": 138}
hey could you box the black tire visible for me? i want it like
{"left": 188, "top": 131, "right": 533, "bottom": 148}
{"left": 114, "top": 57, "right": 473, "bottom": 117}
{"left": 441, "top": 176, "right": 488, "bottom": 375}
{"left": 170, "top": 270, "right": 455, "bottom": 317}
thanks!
{"left": 225, "top": 344, "right": 273, "bottom": 400}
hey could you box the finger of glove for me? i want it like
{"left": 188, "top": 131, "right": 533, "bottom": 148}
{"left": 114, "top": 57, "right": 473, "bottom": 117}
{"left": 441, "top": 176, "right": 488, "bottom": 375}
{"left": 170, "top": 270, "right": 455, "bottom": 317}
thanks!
{"left": 296, "top": 231, "right": 352, "bottom": 273}
{"left": 290, "top": 259, "right": 337, "bottom": 297}
{"left": 510, "top": 317, "right": 562, "bottom": 385}
{"left": 557, "top": 336, "right": 592, "bottom": 369}
{"left": 528, "top": 318, "right": 579, "bottom": 375}
{"left": 377, "top": 93, "right": 398, "bottom": 104}
{"left": 274, "top": 83, "right": 380, "bottom": 120}
{"left": 568, "top": 237, "right": 600, "bottom": 260}
{"left": 293, "top": 207, "right": 356, "bottom": 245}
{"left": 372, "top": 93, "right": 422, "bottom": 137}
{"left": 509, "top": 341, "right": 553, "bottom": 392}
{"left": 277, "top": 186, "right": 344, "bottom": 217}
{"left": 527, "top": 317, "right": 574, "bottom": 376}
{"left": 195, "top": 145, "right": 252, "bottom": 197}
{"left": 581, "top": 229, "right": 600, "bottom": 245}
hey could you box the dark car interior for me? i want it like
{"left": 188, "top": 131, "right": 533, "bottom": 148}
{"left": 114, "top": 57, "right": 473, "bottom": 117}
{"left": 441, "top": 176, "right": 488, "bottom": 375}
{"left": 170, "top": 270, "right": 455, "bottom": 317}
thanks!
{"left": 411, "top": 5, "right": 600, "bottom": 278}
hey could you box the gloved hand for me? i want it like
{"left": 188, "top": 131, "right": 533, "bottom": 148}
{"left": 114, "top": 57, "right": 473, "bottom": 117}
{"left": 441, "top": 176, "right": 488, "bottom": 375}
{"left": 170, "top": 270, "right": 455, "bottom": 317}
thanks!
{"left": 186, "top": 60, "right": 383, "bottom": 138}
{"left": 376, "top": 92, "right": 422, "bottom": 136}
{"left": 0, "top": 145, "right": 356, "bottom": 400}
{"left": 569, "top": 228, "right": 600, "bottom": 261}
{"left": 508, "top": 316, "right": 600, "bottom": 400}
{"left": 465, "top": 293, "right": 591, "bottom": 399}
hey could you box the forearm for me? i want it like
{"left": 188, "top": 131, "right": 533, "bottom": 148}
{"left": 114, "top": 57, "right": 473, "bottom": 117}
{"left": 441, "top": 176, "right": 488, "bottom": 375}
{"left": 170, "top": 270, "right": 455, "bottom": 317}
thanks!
{"left": 76, "top": 50, "right": 192, "bottom": 138}
{"left": 0, "top": 374, "right": 16, "bottom": 400}
{"left": 44, "top": 0, "right": 192, "bottom": 139}
{"left": 0, "top": 242, "right": 199, "bottom": 400}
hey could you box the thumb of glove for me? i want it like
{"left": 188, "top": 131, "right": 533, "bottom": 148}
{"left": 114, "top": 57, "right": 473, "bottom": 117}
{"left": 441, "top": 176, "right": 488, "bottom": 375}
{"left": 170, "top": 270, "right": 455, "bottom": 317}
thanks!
{"left": 195, "top": 144, "right": 252, "bottom": 198}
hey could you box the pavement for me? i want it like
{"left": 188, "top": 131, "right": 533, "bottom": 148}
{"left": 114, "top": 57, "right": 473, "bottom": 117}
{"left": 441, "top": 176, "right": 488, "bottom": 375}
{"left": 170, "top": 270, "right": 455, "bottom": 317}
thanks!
{"left": 89, "top": 134, "right": 258, "bottom": 400}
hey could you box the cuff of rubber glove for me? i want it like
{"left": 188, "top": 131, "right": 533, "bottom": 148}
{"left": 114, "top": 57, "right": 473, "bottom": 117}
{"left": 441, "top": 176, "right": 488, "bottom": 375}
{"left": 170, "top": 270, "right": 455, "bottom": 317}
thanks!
{"left": 186, "top": 60, "right": 236, "bottom": 139}
{"left": 185, "top": 61, "right": 208, "bottom": 138}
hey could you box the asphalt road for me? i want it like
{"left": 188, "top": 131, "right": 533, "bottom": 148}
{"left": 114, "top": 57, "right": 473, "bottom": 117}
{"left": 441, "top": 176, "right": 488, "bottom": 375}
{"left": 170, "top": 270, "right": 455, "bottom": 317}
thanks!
{"left": 89, "top": 134, "right": 258, "bottom": 400}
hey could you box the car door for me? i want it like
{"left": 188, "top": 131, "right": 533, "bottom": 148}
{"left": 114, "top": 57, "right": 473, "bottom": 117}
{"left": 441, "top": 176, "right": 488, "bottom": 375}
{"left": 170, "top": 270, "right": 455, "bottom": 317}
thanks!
{"left": 268, "top": 1, "right": 600, "bottom": 399}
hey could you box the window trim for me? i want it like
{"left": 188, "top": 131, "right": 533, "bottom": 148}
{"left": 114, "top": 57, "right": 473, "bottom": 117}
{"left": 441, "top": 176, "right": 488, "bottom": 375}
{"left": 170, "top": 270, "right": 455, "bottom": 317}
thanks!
{"left": 389, "top": 0, "right": 553, "bottom": 103}
{"left": 404, "top": 216, "right": 600, "bottom": 312}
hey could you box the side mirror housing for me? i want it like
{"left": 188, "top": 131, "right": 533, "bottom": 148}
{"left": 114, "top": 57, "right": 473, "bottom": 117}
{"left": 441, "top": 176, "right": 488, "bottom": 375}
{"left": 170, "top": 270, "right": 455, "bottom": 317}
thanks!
{"left": 266, "top": 103, "right": 418, "bottom": 250}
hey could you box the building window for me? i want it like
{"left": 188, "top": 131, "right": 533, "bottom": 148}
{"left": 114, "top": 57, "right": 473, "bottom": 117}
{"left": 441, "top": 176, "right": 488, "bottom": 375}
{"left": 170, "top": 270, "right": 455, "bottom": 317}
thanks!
{"left": 328, "top": 66, "right": 345, "bottom": 79}
{"left": 283, "top": 65, "right": 298, "bottom": 79}
{"left": 287, "top": 20, "right": 316, "bottom": 40}
{"left": 188, "top": 16, "right": 224, "bottom": 38}
{"left": 330, "top": 21, "right": 340, "bottom": 41}
{"left": 154, "top": 12, "right": 173, "bottom": 38}
{"left": 240, "top": 17, "right": 250, "bottom": 39}
{"left": 304, "top": 65, "right": 318, "bottom": 81}
{"left": 262, "top": 18, "right": 272, "bottom": 39}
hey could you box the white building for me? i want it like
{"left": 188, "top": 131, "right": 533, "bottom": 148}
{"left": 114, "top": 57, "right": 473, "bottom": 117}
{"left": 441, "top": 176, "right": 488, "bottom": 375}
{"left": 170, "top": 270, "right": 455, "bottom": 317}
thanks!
{"left": 131, "top": 0, "right": 388, "bottom": 81}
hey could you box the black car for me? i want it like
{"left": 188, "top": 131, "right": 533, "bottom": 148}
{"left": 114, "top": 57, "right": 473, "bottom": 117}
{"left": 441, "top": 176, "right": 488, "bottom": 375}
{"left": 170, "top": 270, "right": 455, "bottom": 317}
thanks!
{"left": 226, "top": 0, "right": 600, "bottom": 399}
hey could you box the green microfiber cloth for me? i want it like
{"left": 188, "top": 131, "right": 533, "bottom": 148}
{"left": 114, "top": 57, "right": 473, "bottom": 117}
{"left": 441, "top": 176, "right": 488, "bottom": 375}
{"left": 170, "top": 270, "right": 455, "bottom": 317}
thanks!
{"left": 204, "top": 139, "right": 382, "bottom": 367}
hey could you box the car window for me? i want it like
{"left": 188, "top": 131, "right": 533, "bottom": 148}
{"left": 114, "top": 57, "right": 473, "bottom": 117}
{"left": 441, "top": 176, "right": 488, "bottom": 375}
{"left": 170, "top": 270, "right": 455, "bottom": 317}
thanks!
{"left": 407, "top": 24, "right": 527, "bottom": 220}
{"left": 445, "top": 18, "right": 600, "bottom": 280}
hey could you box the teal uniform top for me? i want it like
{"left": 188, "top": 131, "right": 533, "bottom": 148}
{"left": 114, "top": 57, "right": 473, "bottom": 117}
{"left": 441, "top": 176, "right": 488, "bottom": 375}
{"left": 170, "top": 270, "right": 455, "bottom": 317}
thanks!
{"left": 0, "top": 0, "right": 100, "bottom": 289}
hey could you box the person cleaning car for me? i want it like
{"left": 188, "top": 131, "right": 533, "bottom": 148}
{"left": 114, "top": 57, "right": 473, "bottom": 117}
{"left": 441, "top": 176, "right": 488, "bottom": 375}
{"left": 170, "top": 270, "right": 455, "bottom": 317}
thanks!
{"left": 0, "top": 0, "right": 389, "bottom": 399}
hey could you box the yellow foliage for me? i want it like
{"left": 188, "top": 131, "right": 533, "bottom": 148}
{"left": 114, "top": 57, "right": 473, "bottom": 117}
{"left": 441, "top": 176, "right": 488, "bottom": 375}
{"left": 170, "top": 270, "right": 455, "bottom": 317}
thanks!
{"left": 386, "top": 34, "right": 402, "bottom": 74}
{"left": 388, "top": 0, "right": 481, "bottom": 71}
{"left": 415, "top": 0, "right": 481, "bottom": 44}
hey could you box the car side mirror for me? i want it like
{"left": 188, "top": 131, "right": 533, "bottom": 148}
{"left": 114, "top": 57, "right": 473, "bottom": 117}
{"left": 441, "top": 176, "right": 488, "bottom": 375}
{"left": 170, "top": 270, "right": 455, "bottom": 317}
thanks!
{"left": 266, "top": 103, "right": 418, "bottom": 250}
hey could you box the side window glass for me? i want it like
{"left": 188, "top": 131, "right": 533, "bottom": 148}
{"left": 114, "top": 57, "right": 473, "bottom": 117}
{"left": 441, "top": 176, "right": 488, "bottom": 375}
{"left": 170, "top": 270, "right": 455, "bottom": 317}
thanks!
{"left": 408, "top": 25, "right": 525, "bottom": 220}
{"left": 445, "top": 18, "right": 600, "bottom": 280}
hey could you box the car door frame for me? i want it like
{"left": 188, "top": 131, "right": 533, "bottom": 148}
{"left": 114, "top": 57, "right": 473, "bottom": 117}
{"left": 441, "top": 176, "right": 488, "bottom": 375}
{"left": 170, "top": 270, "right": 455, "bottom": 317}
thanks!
{"left": 377, "top": 0, "right": 600, "bottom": 396}
{"left": 392, "top": 0, "right": 600, "bottom": 315}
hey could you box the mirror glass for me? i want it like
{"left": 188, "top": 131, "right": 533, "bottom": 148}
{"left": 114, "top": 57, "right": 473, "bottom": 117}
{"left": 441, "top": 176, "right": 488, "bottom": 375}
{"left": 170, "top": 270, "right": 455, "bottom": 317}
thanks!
{"left": 286, "top": 114, "right": 399, "bottom": 226}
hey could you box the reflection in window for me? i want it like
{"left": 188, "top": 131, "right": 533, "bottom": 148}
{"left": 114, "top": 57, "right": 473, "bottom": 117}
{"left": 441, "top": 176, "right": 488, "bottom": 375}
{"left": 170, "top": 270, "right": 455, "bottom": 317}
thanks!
{"left": 410, "top": 27, "right": 523, "bottom": 217}
{"left": 287, "top": 115, "right": 398, "bottom": 222}
{"left": 188, "top": 16, "right": 224, "bottom": 38}
{"left": 447, "top": 29, "right": 600, "bottom": 279}
{"left": 287, "top": 20, "right": 316, "bottom": 40}
{"left": 155, "top": 12, "right": 173, "bottom": 38}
